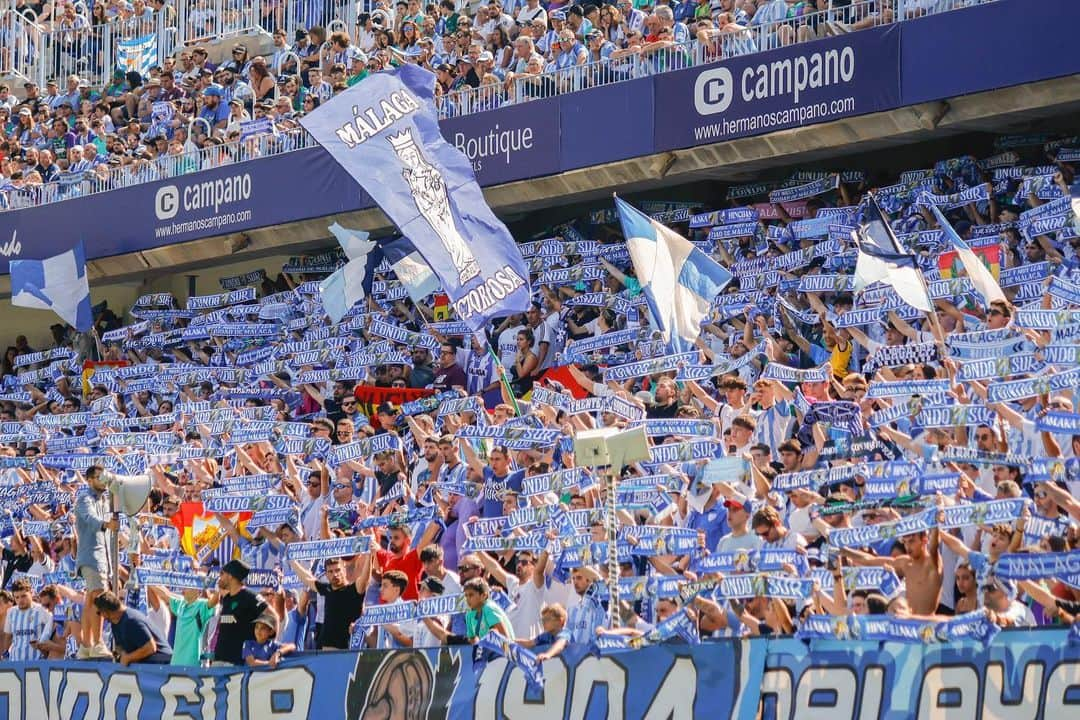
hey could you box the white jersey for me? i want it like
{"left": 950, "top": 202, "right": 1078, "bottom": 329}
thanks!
{"left": 4, "top": 603, "right": 52, "bottom": 662}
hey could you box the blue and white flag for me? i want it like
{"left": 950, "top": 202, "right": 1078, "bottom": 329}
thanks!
{"left": 319, "top": 222, "right": 380, "bottom": 324}
{"left": 117, "top": 34, "right": 157, "bottom": 79}
{"left": 852, "top": 195, "right": 933, "bottom": 313}
{"left": 299, "top": 64, "right": 531, "bottom": 331}
{"left": 926, "top": 200, "right": 1006, "bottom": 305}
{"left": 10, "top": 241, "right": 92, "bottom": 331}
{"left": 615, "top": 196, "right": 732, "bottom": 350}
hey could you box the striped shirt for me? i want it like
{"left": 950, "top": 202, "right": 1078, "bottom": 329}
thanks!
{"left": 3, "top": 603, "right": 52, "bottom": 661}
{"left": 567, "top": 593, "right": 606, "bottom": 643}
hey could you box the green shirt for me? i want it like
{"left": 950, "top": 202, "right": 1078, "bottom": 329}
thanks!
{"left": 168, "top": 596, "right": 214, "bottom": 666}
{"left": 465, "top": 601, "right": 512, "bottom": 640}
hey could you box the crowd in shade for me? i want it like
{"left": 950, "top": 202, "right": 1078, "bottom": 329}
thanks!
{"left": 0, "top": 129, "right": 1080, "bottom": 668}
{"left": 0, "top": 0, "right": 992, "bottom": 209}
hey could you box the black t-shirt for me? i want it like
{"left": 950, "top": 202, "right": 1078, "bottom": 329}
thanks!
{"left": 315, "top": 581, "right": 364, "bottom": 649}
{"left": 213, "top": 588, "right": 265, "bottom": 664}
{"left": 647, "top": 401, "right": 680, "bottom": 419}
{"left": 2, "top": 550, "right": 32, "bottom": 589}
{"left": 376, "top": 470, "right": 403, "bottom": 498}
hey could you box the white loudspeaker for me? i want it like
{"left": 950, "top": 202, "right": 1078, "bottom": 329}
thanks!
{"left": 109, "top": 474, "right": 153, "bottom": 516}
{"left": 573, "top": 426, "right": 651, "bottom": 471}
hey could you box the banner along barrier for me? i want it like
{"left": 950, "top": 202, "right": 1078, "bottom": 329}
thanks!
{"left": 0, "top": 629, "right": 1074, "bottom": 719}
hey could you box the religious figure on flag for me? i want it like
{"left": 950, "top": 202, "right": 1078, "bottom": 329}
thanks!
{"left": 388, "top": 129, "right": 480, "bottom": 285}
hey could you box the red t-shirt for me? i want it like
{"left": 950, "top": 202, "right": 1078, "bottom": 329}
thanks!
{"left": 377, "top": 548, "right": 423, "bottom": 600}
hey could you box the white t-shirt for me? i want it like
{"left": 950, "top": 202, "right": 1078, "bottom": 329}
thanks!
{"left": 433, "top": 570, "right": 462, "bottom": 596}
{"left": 497, "top": 323, "right": 525, "bottom": 367}
{"left": 999, "top": 600, "right": 1036, "bottom": 628}
{"left": 410, "top": 615, "right": 446, "bottom": 648}
{"left": 504, "top": 574, "right": 544, "bottom": 638}
{"left": 716, "top": 531, "right": 761, "bottom": 554}
{"left": 148, "top": 603, "right": 172, "bottom": 641}
{"left": 516, "top": 5, "right": 547, "bottom": 25}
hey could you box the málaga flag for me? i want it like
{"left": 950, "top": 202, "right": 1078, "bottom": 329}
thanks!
{"left": 299, "top": 64, "right": 531, "bottom": 332}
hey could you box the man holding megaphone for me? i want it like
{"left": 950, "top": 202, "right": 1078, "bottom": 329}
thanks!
{"left": 73, "top": 466, "right": 152, "bottom": 660}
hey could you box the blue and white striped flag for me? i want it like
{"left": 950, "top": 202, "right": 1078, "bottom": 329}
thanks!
{"left": 852, "top": 194, "right": 934, "bottom": 313}
{"left": 117, "top": 34, "right": 158, "bottom": 79}
{"left": 615, "top": 196, "right": 732, "bottom": 350}
{"left": 319, "top": 222, "right": 380, "bottom": 324}
{"left": 10, "top": 241, "right": 92, "bottom": 332}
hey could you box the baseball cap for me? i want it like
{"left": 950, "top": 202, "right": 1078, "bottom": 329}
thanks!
{"left": 203, "top": 84, "right": 224, "bottom": 97}
{"left": 477, "top": 51, "right": 493, "bottom": 62}
{"left": 233, "top": 43, "right": 247, "bottom": 53}
{"left": 551, "top": 9, "right": 566, "bottom": 20}
{"left": 18, "top": 108, "right": 31, "bottom": 116}
{"left": 723, "top": 497, "right": 753, "bottom": 513}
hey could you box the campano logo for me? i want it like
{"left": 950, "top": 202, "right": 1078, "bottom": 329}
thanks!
{"left": 693, "top": 46, "right": 857, "bottom": 116}
{"left": 155, "top": 185, "right": 179, "bottom": 220}
{"left": 694, "top": 67, "right": 734, "bottom": 116}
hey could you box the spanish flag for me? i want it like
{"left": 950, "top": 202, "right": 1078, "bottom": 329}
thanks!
{"left": 433, "top": 293, "right": 451, "bottom": 321}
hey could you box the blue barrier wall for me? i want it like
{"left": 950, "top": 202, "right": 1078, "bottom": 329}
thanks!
{"left": 1, "top": 0, "right": 1078, "bottom": 274}
{"left": 0, "top": 629, "right": 1074, "bottom": 719}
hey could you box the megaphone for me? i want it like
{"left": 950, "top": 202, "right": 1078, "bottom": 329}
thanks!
{"left": 107, "top": 473, "right": 153, "bottom": 516}
{"left": 573, "top": 425, "right": 650, "bottom": 472}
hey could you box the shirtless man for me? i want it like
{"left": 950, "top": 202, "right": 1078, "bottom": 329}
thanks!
{"left": 840, "top": 530, "right": 943, "bottom": 616}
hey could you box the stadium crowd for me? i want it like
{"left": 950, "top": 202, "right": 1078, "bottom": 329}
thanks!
{"left": 0, "top": 0, "right": 992, "bottom": 208}
{"left": 0, "top": 128, "right": 1078, "bottom": 666}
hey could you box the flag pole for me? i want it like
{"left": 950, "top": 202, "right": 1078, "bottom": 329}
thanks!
{"left": 486, "top": 342, "right": 522, "bottom": 417}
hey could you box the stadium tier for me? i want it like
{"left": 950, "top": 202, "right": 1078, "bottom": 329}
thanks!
{"left": 0, "top": 0, "right": 1078, "bottom": 718}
